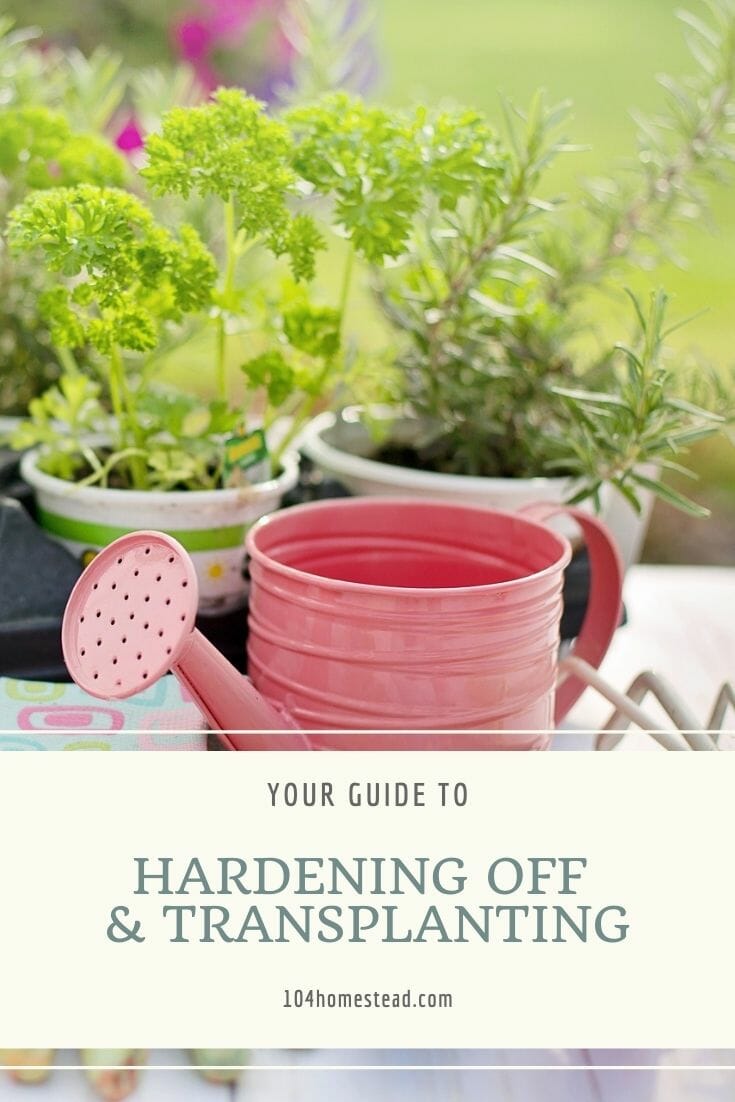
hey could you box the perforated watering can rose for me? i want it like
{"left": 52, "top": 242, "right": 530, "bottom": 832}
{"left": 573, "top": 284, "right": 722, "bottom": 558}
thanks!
{"left": 61, "top": 531, "right": 309, "bottom": 750}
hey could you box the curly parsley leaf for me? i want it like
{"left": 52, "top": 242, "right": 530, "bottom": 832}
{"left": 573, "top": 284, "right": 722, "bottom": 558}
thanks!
{"left": 8, "top": 184, "right": 216, "bottom": 353}
{"left": 0, "top": 104, "right": 126, "bottom": 193}
{"left": 142, "top": 88, "right": 322, "bottom": 280}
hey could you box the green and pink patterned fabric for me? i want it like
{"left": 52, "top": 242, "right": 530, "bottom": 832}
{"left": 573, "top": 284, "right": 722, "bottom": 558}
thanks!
{"left": 0, "top": 677, "right": 207, "bottom": 749}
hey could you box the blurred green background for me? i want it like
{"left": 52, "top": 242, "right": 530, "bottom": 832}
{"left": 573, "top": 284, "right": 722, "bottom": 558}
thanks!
{"left": 3, "top": 0, "right": 733, "bottom": 559}
{"left": 379, "top": 0, "right": 733, "bottom": 359}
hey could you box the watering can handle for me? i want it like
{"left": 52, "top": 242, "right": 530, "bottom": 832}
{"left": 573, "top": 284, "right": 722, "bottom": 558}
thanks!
{"left": 520, "top": 503, "right": 624, "bottom": 724}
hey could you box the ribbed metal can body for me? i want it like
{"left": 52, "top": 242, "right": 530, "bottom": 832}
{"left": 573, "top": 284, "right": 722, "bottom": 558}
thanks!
{"left": 247, "top": 498, "right": 571, "bottom": 751}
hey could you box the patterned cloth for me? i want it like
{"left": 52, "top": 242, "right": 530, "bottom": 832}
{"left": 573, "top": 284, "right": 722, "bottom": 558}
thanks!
{"left": 0, "top": 676, "right": 207, "bottom": 750}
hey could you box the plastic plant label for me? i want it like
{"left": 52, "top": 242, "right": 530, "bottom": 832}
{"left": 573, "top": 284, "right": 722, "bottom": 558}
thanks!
{"left": 223, "top": 429, "right": 270, "bottom": 486}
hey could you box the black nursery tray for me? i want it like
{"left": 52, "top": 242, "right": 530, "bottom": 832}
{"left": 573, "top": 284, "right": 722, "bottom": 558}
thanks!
{"left": 0, "top": 495, "right": 82, "bottom": 681}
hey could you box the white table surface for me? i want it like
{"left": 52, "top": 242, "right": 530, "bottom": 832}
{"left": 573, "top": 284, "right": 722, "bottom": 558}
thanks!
{"left": 561, "top": 565, "right": 735, "bottom": 747}
{"left": 1, "top": 568, "right": 733, "bottom": 1099}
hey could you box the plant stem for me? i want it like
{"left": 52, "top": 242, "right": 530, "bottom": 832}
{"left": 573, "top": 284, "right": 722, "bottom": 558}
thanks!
{"left": 55, "top": 346, "right": 80, "bottom": 376}
{"left": 442, "top": 171, "right": 531, "bottom": 316}
{"left": 216, "top": 197, "right": 238, "bottom": 403}
{"left": 270, "top": 399, "right": 316, "bottom": 471}
{"left": 419, "top": 149, "right": 538, "bottom": 391}
{"left": 338, "top": 243, "right": 354, "bottom": 328}
{"left": 77, "top": 448, "right": 148, "bottom": 489}
{"left": 109, "top": 346, "right": 147, "bottom": 490}
{"left": 270, "top": 356, "right": 336, "bottom": 470}
{"left": 106, "top": 351, "right": 125, "bottom": 438}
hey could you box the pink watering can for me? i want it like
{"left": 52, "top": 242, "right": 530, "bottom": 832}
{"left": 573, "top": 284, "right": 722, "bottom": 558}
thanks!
{"left": 61, "top": 498, "right": 623, "bottom": 750}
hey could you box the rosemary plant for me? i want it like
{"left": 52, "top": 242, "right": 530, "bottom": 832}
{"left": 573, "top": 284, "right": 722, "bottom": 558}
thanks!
{"left": 549, "top": 0, "right": 735, "bottom": 298}
{"left": 369, "top": 1, "right": 735, "bottom": 514}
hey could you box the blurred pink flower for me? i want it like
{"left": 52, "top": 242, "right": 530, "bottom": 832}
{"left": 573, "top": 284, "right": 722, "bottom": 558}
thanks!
{"left": 176, "top": 17, "right": 214, "bottom": 61}
{"left": 202, "top": 0, "right": 264, "bottom": 37}
{"left": 171, "top": 0, "right": 376, "bottom": 101}
{"left": 173, "top": 0, "right": 287, "bottom": 93}
{"left": 115, "top": 116, "right": 145, "bottom": 154}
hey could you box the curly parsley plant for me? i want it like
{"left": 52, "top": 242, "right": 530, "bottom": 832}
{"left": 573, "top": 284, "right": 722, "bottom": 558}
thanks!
{"left": 142, "top": 88, "right": 324, "bottom": 404}
{"left": 8, "top": 184, "right": 218, "bottom": 491}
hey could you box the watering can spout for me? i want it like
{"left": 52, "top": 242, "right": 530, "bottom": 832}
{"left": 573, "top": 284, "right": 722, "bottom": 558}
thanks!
{"left": 173, "top": 630, "right": 309, "bottom": 750}
{"left": 60, "top": 529, "right": 310, "bottom": 752}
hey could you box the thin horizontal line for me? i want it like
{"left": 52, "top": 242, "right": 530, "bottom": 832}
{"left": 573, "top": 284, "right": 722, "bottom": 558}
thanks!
{"left": 5, "top": 1064, "right": 735, "bottom": 1072}
{"left": 0, "top": 728, "right": 730, "bottom": 736}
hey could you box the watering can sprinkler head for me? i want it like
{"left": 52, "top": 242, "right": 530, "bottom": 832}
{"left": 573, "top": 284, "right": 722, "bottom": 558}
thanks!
{"left": 61, "top": 531, "right": 310, "bottom": 750}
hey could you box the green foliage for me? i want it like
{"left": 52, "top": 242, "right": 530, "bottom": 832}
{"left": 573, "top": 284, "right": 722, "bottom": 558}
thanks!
{"left": 371, "top": 91, "right": 572, "bottom": 476}
{"left": 241, "top": 287, "right": 344, "bottom": 466}
{"left": 283, "top": 300, "right": 341, "bottom": 360}
{"left": 10, "top": 373, "right": 257, "bottom": 493}
{"left": 3, "top": 90, "right": 349, "bottom": 491}
{"left": 0, "top": 28, "right": 365, "bottom": 482}
{"left": 57, "top": 46, "right": 127, "bottom": 133}
{"left": 142, "top": 88, "right": 322, "bottom": 279}
{"left": 0, "top": 21, "right": 129, "bottom": 414}
{"left": 6, "top": 184, "right": 225, "bottom": 491}
{"left": 0, "top": 19, "right": 64, "bottom": 110}
{"left": 6, "top": 3, "right": 732, "bottom": 511}
{"left": 141, "top": 88, "right": 330, "bottom": 410}
{"left": 0, "top": 106, "right": 127, "bottom": 197}
{"left": 287, "top": 94, "right": 417, "bottom": 261}
{"left": 10, "top": 372, "right": 106, "bottom": 483}
{"left": 8, "top": 185, "right": 216, "bottom": 353}
{"left": 287, "top": 213, "right": 326, "bottom": 283}
{"left": 0, "top": 20, "right": 126, "bottom": 130}
{"left": 283, "top": 95, "right": 510, "bottom": 467}
{"left": 131, "top": 389, "right": 244, "bottom": 492}
{"left": 551, "top": 0, "right": 735, "bottom": 295}
{"left": 416, "top": 104, "right": 509, "bottom": 211}
{"left": 365, "top": 5, "right": 735, "bottom": 513}
{"left": 286, "top": 95, "right": 507, "bottom": 263}
{"left": 278, "top": 0, "right": 376, "bottom": 105}
{"left": 241, "top": 351, "right": 297, "bottom": 412}
{"left": 130, "top": 64, "right": 204, "bottom": 145}
{"left": 551, "top": 290, "right": 729, "bottom": 516}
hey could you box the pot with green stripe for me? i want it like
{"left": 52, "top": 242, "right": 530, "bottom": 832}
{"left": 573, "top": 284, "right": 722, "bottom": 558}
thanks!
{"left": 21, "top": 448, "right": 299, "bottom": 614}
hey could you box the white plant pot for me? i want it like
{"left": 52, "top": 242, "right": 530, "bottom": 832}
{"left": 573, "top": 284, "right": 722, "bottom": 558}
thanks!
{"left": 20, "top": 449, "right": 299, "bottom": 614}
{"left": 301, "top": 407, "right": 652, "bottom": 568}
{"left": 600, "top": 473, "right": 656, "bottom": 572}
